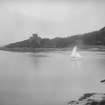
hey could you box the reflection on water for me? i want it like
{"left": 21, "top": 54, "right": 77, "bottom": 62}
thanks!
{"left": 0, "top": 51, "right": 105, "bottom": 105}
{"left": 71, "top": 60, "right": 82, "bottom": 70}
{"left": 27, "top": 53, "right": 47, "bottom": 69}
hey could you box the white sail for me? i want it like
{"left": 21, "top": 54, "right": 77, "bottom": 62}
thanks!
{"left": 71, "top": 46, "right": 81, "bottom": 59}
{"left": 71, "top": 46, "right": 77, "bottom": 57}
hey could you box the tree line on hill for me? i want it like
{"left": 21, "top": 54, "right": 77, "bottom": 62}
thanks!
{"left": 5, "top": 27, "right": 105, "bottom": 49}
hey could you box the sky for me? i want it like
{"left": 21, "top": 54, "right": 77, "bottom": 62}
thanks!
{"left": 0, "top": 0, "right": 105, "bottom": 45}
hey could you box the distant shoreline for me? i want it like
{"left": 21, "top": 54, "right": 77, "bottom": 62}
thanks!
{"left": 1, "top": 26, "right": 105, "bottom": 53}
{"left": 0, "top": 45, "right": 105, "bottom": 53}
{"left": 0, "top": 47, "right": 63, "bottom": 53}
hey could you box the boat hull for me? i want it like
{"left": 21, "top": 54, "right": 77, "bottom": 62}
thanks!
{"left": 70, "top": 55, "right": 82, "bottom": 60}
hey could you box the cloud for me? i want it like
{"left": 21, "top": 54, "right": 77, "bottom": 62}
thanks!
{"left": 0, "top": 0, "right": 105, "bottom": 45}
{"left": 0, "top": 0, "right": 105, "bottom": 2}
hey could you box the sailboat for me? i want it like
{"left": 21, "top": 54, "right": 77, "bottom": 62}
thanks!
{"left": 70, "top": 46, "right": 82, "bottom": 60}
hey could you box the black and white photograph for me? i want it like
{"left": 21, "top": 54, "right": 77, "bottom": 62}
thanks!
{"left": 0, "top": 0, "right": 105, "bottom": 105}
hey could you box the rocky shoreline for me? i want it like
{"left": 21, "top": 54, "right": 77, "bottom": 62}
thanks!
{"left": 68, "top": 93, "right": 105, "bottom": 105}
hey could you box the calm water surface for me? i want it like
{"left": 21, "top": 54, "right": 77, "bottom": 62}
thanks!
{"left": 0, "top": 50, "right": 105, "bottom": 105}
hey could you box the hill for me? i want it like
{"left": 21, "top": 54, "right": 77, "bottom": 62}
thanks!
{"left": 1, "top": 27, "right": 105, "bottom": 52}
